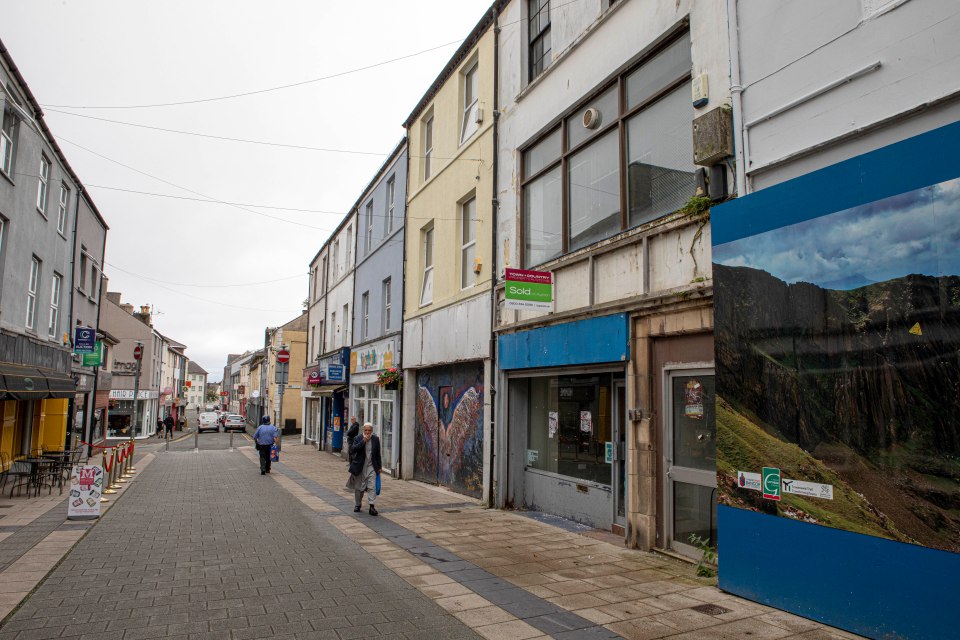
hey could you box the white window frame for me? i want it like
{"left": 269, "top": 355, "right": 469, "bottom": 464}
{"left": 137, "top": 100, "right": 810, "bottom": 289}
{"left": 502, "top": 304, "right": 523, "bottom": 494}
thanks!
{"left": 1, "top": 106, "right": 15, "bottom": 177}
{"left": 37, "top": 155, "right": 49, "bottom": 214}
{"left": 420, "top": 224, "right": 434, "bottom": 307}
{"left": 361, "top": 292, "right": 369, "bottom": 340}
{"left": 342, "top": 304, "right": 349, "bottom": 345}
{"left": 332, "top": 240, "right": 339, "bottom": 279}
{"left": 385, "top": 176, "right": 396, "bottom": 235}
{"left": 382, "top": 277, "right": 392, "bottom": 333}
{"left": 57, "top": 184, "right": 69, "bottom": 235}
{"left": 460, "top": 61, "right": 480, "bottom": 144}
{"left": 461, "top": 196, "right": 477, "bottom": 289}
{"left": 423, "top": 114, "right": 434, "bottom": 181}
{"left": 365, "top": 201, "right": 374, "bottom": 253}
{"left": 90, "top": 263, "right": 101, "bottom": 301}
{"left": 79, "top": 251, "right": 88, "bottom": 293}
{"left": 345, "top": 226, "right": 352, "bottom": 267}
{"left": 26, "top": 257, "right": 39, "bottom": 330}
{"left": 48, "top": 273, "right": 61, "bottom": 337}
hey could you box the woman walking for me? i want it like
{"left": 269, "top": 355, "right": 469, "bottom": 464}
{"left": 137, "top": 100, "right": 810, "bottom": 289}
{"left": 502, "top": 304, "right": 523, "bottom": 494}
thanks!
{"left": 346, "top": 423, "right": 381, "bottom": 515}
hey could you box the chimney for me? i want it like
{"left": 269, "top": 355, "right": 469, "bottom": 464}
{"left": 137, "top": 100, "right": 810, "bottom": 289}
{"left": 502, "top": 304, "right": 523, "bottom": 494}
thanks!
{"left": 120, "top": 303, "right": 135, "bottom": 315}
{"left": 106, "top": 291, "right": 122, "bottom": 305}
{"left": 133, "top": 305, "right": 152, "bottom": 327}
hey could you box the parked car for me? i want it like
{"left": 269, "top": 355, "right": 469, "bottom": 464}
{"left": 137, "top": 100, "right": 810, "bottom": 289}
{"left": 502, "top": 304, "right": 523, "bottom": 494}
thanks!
{"left": 223, "top": 414, "right": 245, "bottom": 432}
{"left": 198, "top": 412, "right": 220, "bottom": 433}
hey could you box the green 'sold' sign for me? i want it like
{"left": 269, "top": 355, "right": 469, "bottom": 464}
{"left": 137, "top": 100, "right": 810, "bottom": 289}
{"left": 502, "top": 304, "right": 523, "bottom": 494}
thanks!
{"left": 82, "top": 341, "right": 103, "bottom": 367}
{"left": 504, "top": 268, "right": 553, "bottom": 310}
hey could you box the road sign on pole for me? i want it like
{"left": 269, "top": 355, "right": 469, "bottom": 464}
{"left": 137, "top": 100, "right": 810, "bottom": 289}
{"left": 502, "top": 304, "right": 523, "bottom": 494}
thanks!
{"left": 277, "top": 349, "right": 290, "bottom": 364}
{"left": 133, "top": 344, "right": 143, "bottom": 360}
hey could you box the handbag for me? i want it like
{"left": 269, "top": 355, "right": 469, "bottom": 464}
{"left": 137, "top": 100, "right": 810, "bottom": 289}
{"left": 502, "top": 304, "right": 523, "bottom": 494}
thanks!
{"left": 270, "top": 445, "right": 280, "bottom": 462}
{"left": 375, "top": 473, "right": 381, "bottom": 496}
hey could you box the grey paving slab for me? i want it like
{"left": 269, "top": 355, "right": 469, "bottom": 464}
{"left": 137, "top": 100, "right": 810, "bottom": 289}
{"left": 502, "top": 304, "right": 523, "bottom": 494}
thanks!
{"left": 0, "top": 448, "right": 480, "bottom": 639}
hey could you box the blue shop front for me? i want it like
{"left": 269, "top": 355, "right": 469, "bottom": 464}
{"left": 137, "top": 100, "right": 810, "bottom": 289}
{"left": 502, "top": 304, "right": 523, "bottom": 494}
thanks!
{"left": 302, "top": 348, "right": 350, "bottom": 453}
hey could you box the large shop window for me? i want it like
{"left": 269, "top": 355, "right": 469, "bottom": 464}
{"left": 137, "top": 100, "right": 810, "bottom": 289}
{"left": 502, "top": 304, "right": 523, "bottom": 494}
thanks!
{"left": 526, "top": 372, "right": 619, "bottom": 484}
{"left": 520, "top": 32, "right": 694, "bottom": 268}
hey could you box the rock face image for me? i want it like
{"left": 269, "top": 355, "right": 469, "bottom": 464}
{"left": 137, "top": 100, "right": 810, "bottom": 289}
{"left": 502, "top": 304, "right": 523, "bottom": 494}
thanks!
{"left": 714, "top": 262, "right": 960, "bottom": 552}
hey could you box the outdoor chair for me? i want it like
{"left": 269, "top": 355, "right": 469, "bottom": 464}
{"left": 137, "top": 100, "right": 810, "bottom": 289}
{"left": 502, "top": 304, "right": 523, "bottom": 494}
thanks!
{"left": 0, "top": 451, "right": 9, "bottom": 493}
{"left": 7, "top": 459, "right": 33, "bottom": 498}
{"left": 35, "top": 458, "right": 62, "bottom": 496}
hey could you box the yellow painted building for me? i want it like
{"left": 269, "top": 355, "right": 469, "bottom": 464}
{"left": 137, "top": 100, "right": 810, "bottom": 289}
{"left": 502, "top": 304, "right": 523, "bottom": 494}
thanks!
{"left": 400, "top": 9, "right": 497, "bottom": 502}
{"left": 265, "top": 312, "right": 308, "bottom": 433}
{"left": 1, "top": 398, "right": 68, "bottom": 464}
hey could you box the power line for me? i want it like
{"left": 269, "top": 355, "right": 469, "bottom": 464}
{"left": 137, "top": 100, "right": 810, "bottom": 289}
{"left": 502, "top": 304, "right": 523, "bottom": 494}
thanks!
{"left": 40, "top": 39, "right": 464, "bottom": 110}
{"left": 104, "top": 262, "right": 307, "bottom": 288}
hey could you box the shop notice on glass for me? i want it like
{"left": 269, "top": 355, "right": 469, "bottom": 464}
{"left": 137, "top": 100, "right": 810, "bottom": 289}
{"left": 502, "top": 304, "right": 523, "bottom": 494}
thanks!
{"left": 67, "top": 465, "right": 104, "bottom": 520}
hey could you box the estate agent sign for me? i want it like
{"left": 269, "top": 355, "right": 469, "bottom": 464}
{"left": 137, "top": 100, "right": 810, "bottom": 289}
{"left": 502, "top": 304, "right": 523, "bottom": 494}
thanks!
{"left": 504, "top": 268, "right": 553, "bottom": 310}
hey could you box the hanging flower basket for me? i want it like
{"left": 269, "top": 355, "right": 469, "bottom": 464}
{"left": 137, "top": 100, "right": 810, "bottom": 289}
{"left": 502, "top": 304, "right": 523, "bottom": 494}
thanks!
{"left": 377, "top": 367, "right": 402, "bottom": 390}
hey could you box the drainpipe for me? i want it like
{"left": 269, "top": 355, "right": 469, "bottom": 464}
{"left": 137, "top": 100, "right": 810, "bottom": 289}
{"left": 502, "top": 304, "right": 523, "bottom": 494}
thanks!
{"left": 727, "top": 0, "right": 748, "bottom": 196}
{"left": 488, "top": 4, "right": 501, "bottom": 510}
{"left": 66, "top": 187, "right": 81, "bottom": 451}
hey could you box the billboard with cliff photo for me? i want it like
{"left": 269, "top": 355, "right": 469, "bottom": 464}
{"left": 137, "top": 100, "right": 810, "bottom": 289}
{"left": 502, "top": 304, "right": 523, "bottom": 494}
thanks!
{"left": 713, "top": 176, "right": 960, "bottom": 553}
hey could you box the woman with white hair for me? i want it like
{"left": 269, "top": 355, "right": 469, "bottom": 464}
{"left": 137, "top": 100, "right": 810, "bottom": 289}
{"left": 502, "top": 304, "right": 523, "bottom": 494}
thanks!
{"left": 345, "top": 422, "right": 381, "bottom": 515}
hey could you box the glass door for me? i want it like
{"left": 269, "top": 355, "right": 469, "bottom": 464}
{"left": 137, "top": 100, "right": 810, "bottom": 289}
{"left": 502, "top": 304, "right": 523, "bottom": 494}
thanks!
{"left": 381, "top": 395, "right": 394, "bottom": 472}
{"left": 614, "top": 381, "right": 627, "bottom": 526}
{"left": 664, "top": 369, "right": 716, "bottom": 559}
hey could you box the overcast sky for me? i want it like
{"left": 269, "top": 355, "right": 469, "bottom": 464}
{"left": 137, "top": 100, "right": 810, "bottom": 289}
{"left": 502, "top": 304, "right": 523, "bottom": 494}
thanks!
{"left": 3, "top": 0, "right": 490, "bottom": 381}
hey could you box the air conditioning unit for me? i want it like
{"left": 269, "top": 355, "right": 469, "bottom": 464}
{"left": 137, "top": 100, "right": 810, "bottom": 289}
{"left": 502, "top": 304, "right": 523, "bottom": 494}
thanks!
{"left": 474, "top": 107, "right": 484, "bottom": 125}
{"left": 582, "top": 107, "right": 602, "bottom": 129}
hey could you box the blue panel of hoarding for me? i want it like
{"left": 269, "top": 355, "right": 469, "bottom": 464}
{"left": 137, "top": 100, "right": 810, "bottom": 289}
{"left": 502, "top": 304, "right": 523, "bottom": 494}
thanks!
{"left": 719, "top": 506, "right": 960, "bottom": 640}
{"left": 498, "top": 313, "right": 629, "bottom": 370}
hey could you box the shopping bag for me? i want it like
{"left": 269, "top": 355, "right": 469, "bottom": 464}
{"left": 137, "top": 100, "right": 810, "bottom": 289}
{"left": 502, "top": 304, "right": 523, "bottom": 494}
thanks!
{"left": 270, "top": 445, "right": 280, "bottom": 462}
{"left": 375, "top": 473, "right": 381, "bottom": 496}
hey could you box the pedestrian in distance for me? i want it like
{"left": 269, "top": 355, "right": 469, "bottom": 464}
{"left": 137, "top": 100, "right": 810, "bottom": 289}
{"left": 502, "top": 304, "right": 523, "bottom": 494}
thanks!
{"left": 345, "top": 415, "right": 360, "bottom": 467}
{"left": 163, "top": 414, "right": 174, "bottom": 440}
{"left": 253, "top": 416, "right": 279, "bottom": 475}
{"left": 156, "top": 418, "right": 164, "bottom": 438}
{"left": 346, "top": 423, "right": 381, "bottom": 515}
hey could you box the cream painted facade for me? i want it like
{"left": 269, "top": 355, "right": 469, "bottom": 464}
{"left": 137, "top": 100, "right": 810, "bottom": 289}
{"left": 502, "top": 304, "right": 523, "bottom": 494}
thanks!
{"left": 401, "top": 15, "right": 496, "bottom": 503}
{"left": 264, "top": 313, "right": 307, "bottom": 434}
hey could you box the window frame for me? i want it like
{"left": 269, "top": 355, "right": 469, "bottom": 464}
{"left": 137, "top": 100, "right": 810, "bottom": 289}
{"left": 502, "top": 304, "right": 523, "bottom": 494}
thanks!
{"left": 37, "top": 155, "right": 50, "bottom": 215}
{"left": 361, "top": 291, "right": 369, "bottom": 340}
{"left": 57, "top": 183, "right": 69, "bottom": 235}
{"left": 460, "top": 60, "right": 480, "bottom": 144}
{"left": 419, "top": 224, "right": 434, "bottom": 307}
{"left": 1, "top": 105, "right": 16, "bottom": 177}
{"left": 49, "top": 272, "right": 62, "bottom": 337}
{"left": 382, "top": 277, "right": 392, "bottom": 333}
{"left": 528, "top": 0, "right": 552, "bottom": 81}
{"left": 460, "top": 196, "right": 477, "bottom": 290}
{"left": 26, "top": 257, "right": 40, "bottom": 330}
{"left": 422, "top": 113, "right": 434, "bottom": 181}
{"left": 365, "top": 201, "right": 374, "bottom": 253}
{"left": 519, "top": 30, "right": 693, "bottom": 269}
{"left": 385, "top": 175, "right": 395, "bottom": 235}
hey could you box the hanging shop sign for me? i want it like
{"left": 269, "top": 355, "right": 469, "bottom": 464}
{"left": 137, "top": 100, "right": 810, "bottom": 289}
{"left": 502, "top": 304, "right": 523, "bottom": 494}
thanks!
{"left": 81, "top": 341, "right": 103, "bottom": 367}
{"left": 73, "top": 327, "right": 96, "bottom": 354}
{"left": 67, "top": 465, "right": 104, "bottom": 519}
{"left": 504, "top": 268, "right": 553, "bottom": 310}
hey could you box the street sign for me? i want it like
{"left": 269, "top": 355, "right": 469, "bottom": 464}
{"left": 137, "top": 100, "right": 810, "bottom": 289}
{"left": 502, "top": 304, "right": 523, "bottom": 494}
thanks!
{"left": 277, "top": 349, "right": 290, "bottom": 364}
{"left": 74, "top": 327, "right": 96, "bottom": 354}
{"left": 181, "top": 386, "right": 189, "bottom": 394}
{"left": 185, "top": 380, "right": 192, "bottom": 387}
{"left": 762, "top": 467, "right": 781, "bottom": 501}
{"left": 133, "top": 344, "right": 143, "bottom": 360}
{"left": 220, "top": 391, "right": 229, "bottom": 397}
{"left": 326, "top": 364, "right": 344, "bottom": 382}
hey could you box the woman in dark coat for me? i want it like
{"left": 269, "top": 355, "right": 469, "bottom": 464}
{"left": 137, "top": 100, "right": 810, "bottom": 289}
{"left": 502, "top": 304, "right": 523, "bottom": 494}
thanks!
{"left": 345, "top": 423, "right": 381, "bottom": 515}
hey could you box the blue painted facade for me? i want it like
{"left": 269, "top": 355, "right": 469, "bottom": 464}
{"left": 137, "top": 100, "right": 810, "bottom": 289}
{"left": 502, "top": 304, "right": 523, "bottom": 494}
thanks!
{"left": 713, "top": 120, "right": 960, "bottom": 640}
{"left": 498, "top": 313, "right": 629, "bottom": 370}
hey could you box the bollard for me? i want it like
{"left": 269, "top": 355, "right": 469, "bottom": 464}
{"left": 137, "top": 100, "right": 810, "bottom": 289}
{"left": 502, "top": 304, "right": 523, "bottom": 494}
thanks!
{"left": 114, "top": 446, "right": 127, "bottom": 484}
{"left": 100, "top": 449, "right": 114, "bottom": 501}
{"left": 123, "top": 442, "right": 135, "bottom": 477}
{"left": 229, "top": 431, "right": 234, "bottom": 452}
{"left": 194, "top": 426, "right": 198, "bottom": 453}
{"left": 107, "top": 447, "right": 121, "bottom": 490}
{"left": 127, "top": 439, "right": 137, "bottom": 473}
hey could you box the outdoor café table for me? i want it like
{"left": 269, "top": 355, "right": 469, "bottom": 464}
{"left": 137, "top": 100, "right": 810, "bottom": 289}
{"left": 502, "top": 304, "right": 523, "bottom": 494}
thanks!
{"left": 20, "top": 458, "right": 47, "bottom": 495}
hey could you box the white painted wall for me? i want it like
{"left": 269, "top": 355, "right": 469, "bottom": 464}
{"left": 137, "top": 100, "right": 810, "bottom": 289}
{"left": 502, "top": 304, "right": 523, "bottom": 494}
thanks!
{"left": 736, "top": 0, "right": 960, "bottom": 190}
{"left": 402, "top": 293, "right": 491, "bottom": 368}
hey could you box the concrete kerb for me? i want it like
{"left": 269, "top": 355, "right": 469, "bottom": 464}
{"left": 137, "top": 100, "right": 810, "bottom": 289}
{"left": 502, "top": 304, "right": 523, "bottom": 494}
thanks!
{"left": 0, "top": 449, "right": 156, "bottom": 629}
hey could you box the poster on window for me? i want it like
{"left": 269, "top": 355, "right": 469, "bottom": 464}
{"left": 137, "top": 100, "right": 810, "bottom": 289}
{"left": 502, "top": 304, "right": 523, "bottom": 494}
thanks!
{"left": 548, "top": 411, "right": 558, "bottom": 438}
{"left": 67, "top": 465, "right": 104, "bottom": 519}
{"left": 684, "top": 379, "right": 704, "bottom": 420}
{"left": 580, "top": 411, "right": 593, "bottom": 433}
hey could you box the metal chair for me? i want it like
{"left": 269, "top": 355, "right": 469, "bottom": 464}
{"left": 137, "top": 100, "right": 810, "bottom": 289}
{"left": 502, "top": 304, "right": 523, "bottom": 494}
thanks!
{"left": 0, "top": 451, "right": 9, "bottom": 493}
{"left": 7, "top": 459, "right": 33, "bottom": 498}
{"left": 35, "top": 458, "right": 62, "bottom": 496}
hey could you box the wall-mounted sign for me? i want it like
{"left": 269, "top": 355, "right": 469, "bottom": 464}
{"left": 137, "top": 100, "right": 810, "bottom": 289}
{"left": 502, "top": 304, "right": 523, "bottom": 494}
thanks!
{"left": 74, "top": 327, "right": 96, "bottom": 354}
{"left": 108, "top": 389, "right": 157, "bottom": 400}
{"left": 326, "top": 364, "right": 345, "bottom": 382}
{"left": 350, "top": 339, "right": 396, "bottom": 374}
{"left": 504, "top": 268, "right": 553, "bottom": 310}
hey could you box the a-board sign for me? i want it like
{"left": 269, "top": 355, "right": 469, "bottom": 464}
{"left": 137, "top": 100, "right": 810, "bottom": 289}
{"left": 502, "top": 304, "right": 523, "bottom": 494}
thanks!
{"left": 67, "top": 465, "right": 104, "bottom": 519}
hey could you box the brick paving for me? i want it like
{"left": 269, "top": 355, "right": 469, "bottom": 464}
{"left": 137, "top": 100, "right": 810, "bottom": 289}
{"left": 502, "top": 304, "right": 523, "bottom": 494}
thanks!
{"left": 0, "top": 443, "right": 478, "bottom": 640}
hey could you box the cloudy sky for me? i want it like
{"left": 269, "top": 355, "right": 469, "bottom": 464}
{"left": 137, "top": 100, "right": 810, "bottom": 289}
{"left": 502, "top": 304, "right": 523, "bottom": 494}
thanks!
{"left": 714, "top": 177, "right": 960, "bottom": 290}
{"left": 3, "top": 0, "right": 491, "bottom": 381}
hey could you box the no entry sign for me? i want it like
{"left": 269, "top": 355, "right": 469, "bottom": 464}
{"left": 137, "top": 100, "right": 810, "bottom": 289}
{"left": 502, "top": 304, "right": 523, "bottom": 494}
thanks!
{"left": 133, "top": 345, "right": 143, "bottom": 360}
{"left": 277, "top": 349, "right": 290, "bottom": 364}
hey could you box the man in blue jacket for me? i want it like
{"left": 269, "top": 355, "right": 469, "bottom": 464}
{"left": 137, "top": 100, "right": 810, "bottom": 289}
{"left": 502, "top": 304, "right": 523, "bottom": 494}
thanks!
{"left": 253, "top": 416, "right": 279, "bottom": 475}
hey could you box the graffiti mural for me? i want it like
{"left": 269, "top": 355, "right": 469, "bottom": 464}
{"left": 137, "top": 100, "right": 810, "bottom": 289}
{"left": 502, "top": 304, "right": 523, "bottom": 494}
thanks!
{"left": 414, "top": 362, "right": 484, "bottom": 498}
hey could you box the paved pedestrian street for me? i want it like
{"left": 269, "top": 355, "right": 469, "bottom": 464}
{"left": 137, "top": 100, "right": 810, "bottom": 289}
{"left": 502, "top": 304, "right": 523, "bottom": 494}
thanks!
{"left": 0, "top": 436, "right": 866, "bottom": 639}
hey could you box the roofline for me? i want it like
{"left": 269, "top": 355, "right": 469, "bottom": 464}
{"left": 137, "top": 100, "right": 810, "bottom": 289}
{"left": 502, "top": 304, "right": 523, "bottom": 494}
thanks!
{"left": 0, "top": 37, "right": 110, "bottom": 232}
{"left": 402, "top": 2, "right": 502, "bottom": 129}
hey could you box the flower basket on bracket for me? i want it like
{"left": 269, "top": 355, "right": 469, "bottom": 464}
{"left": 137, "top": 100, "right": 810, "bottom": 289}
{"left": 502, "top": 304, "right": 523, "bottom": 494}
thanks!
{"left": 377, "top": 368, "right": 402, "bottom": 391}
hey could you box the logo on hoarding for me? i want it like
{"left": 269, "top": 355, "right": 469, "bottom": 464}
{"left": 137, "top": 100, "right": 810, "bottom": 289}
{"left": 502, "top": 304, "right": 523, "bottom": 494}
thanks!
{"left": 762, "top": 467, "right": 781, "bottom": 501}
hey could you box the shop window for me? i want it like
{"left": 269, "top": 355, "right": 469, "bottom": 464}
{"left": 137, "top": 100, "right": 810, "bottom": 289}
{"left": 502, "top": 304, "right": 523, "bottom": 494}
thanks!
{"left": 526, "top": 373, "right": 616, "bottom": 485}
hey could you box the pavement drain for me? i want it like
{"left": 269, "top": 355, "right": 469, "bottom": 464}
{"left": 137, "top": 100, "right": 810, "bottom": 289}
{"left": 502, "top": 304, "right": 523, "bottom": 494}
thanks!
{"left": 691, "top": 603, "right": 733, "bottom": 616}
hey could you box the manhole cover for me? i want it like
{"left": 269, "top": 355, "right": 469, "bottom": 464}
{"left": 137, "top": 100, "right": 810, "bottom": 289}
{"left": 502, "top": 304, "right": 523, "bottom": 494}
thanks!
{"left": 691, "top": 604, "right": 732, "bottom": 616}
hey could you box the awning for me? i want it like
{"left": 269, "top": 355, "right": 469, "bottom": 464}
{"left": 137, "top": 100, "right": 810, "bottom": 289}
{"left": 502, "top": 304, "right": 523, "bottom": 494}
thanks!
{"left": 0, "top": 362, "right": 76, "bottom": 400}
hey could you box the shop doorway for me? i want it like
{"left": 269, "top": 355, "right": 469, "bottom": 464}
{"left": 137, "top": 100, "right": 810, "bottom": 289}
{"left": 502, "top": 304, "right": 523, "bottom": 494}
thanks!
{"left": 613, "top": 381, "right": 627, "bottom": 529}
{"left": 663, "top": 368, "right": 716, "bottom": 559}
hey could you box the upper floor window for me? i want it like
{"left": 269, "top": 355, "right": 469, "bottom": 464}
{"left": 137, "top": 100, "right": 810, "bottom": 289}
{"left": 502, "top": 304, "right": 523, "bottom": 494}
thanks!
{"left": 420, "top": 224, "right": 434, "bottom": 306}
{"left": 361, "top": 291, "right": 369, "bottom": 340}
{"left": 365, "top": 201, "right": 374, "bottom": 253}
{"left": 57, "top": 184, "right": 70, "bottom": 235}
{"left": 320, "top": 256, "right": 327, "bottom": 294}
{"left": 37, "top": 155, "right": 50, "bottom": 214}
{"left": 79, "top": 249, "right": 89, "bottom": 292}
{"left": 1, "top": 106, "right": 15, "bottom": 176}
{"left": 48, "top": 273, "right": 62, "bottom": 337}
{"left": 90, "top": 263, "right": 101, "bottom": 300}
{"left": 461, "top": 196, "right": 477, "bottom": 289}
{"left": 521, "top": 32, "right": 694, "bottom": 268}
{"left": 385, "top": 176, "right": 396, "bottom": 235}
{"left": 26, "top": 257, "right": 40, "bottom": 330}
{"left": 529, "top": 0, "right": 552, "bottom": 81}
{"left": 422, "top": 113, "right": 434, "bottom": 181}
{"left": 461, "top": 61, "right": 480, "bottom": 144}
{"left": 332, "top": 240, "right": 339, "bottom": 278}
{"left": 342, "top": 304, "right": 349, "bottom": 344}
{"left": 345, "top": 225, "right": 352, "bottom": 267}
{"left": 382, "top": 277, "right": 392, "bottom": 333}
